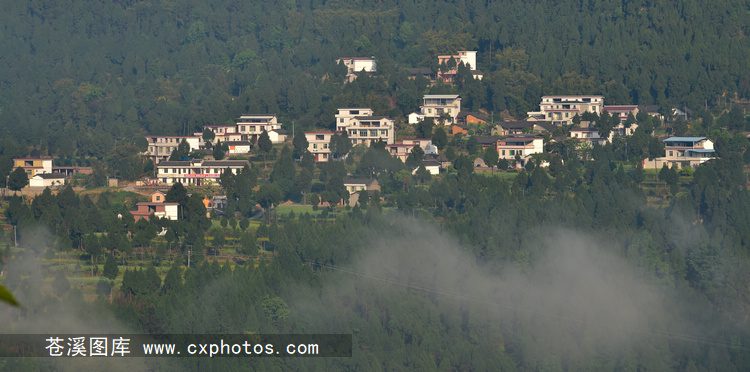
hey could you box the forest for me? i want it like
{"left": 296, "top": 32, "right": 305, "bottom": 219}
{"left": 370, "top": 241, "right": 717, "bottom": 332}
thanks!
{"left": 1, "top": 0, "right": 750, "bottom": 371}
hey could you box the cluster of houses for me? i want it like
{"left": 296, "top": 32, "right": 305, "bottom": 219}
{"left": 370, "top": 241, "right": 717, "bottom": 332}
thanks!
{"left": 9, "top": 158, "right": 92, "bottom": 189}
{"left": 144, "top": 114, "right": 288, "bottom": 165}
{"left": 6, "top": 50, "right": 717, "bottom": 192}
{"left": 338, "top": 51, "right": 483, "bottom": 85}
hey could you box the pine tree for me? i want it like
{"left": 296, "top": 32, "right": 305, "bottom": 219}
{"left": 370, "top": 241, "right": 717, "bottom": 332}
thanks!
{"left": 103, "top": 254, "right": 119, "bottom": 280}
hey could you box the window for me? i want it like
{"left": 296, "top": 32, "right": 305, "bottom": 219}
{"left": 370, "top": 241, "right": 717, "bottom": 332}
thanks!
{"left": 502, "top": 150, "right": 505, "bottom": 155}
{"left": 509, "top": 150, "right": 515, "bottom": 155}
{"left": 380, "top": 130, "right": 386, "bottom": 135}
{"left": 669, "top": 151, "right": 673, "bottom": 156}
{"left": 339, "top": 118, "right": 344, "bottom": 123}
{"left": 314, "top": 144, "right": 318, "bottom": 149}
{"left": 370, "top": 130, "right": 377, "bottom": 136}
{"left": 360, "top": 130, "right": 367, "bottom": 137}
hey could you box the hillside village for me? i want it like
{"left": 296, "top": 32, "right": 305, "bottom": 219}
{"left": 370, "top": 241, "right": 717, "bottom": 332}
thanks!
{"left": 8, "top": 54, "right": 718, "bottom": 205}
{"left": 4, "top": 1, "right": 750, "bottom": 370}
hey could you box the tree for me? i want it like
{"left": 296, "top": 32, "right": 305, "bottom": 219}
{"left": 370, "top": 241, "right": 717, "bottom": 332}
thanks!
{"left": 169, "top": 139, "right": 191, "bottom": 161}
{"left": 659, "top": 164, "right": 670, "bottom": 184}
{"left": 103, "top": 254, "right": 119, "bottom": 280}
{"left": 432, "top": 126, "right": 448, "bottom": 151}
{"left": 96, "top": 279, "right": 111, "bottom": 297}
{"left": 417, "top": 118, "right": 436, "bottom": 138}
{"left": 483, "top": 147, "right": 499, "bottom": 170}
{"left": 293, "top": 130, "right": 309, "bottom": 159}
{"left": 258, "top": 130, "right": 273, "bottom": 167}
{"left": 665, "top": 164, "right": 680, "bottom": 194}
{"left": 467, "top": 136, "right": 480, "bottom": 155}
{"left": 52, "top": 270, "right": 70, "bottom": 297}
{"left": 633, "top": 161, "right": 645, "bottom": 184}
{"left": 239, "top": 218, "right": 250, "bottom": 231}
{"left": 213, "top": 140, "right": 226, "bottom": 160}
{"left": 7, "top": 167, "right": 28, "bottom": 191}
{"left": 330, "top": 132, "right": 352, "bottom": 160}
{"left": 202, "top": 128, "right": 215, "bottom": 145}
{"left": 257, "top": 183, "right": 283, "bottom": 220}
{"left": 405, "top": 145, "right": 425, "bottom": 169}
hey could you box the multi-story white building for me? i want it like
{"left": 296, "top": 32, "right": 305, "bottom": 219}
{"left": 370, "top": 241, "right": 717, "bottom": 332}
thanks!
{"left": 409, "top": 94, "right": 462, "bottom": 125}
{"left": 496, "top": 135, "right": 545, "bottom": 168}
{"left": 569, "top": 127, "right": 608, "bottom": 146}
{"left": 306, "top": 132, "right": 335, "bottom": 162}
{"left": 437, "top": 51, "right": 481, "bottom": 82}
{"left": 13, "top": 158, "right": 53, "bottom": 177}
{"left": 604, "top": 105, "right": 639, "bottom": 123}
{"left": 155, "top": 159, "right": 250, "bottom": 186}
{"left": 336, "top": 57, "right": 376, "bottom": 82}
{"left": 336, "top": 108, "right": 374, "bottom": 131}
{"left": 202, "top": 125, "right": 243, "bottom": 145}
{"left": 527, "top": 95, "right": 604, "bottom": 125}
{"left": 235, "top": 114, "right": 283, "bottom": 142}
{"left": 145, "top": 135, "right": 201, "bottom": 164}
{"left": 648, "top": 137, "right": 716, "bottom": 169}
{"left": 335, "top": 108, "right": 395, "bottom": 146}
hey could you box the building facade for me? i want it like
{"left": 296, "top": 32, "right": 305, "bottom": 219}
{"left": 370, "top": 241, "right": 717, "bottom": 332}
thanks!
{"left": 155, "top": 159, "right": 250, "bottom": 186}
{"left": 13, "top": 158, "right": 53, "bottom": 177}
{"left": 306, "top": 132, "right": 335, "bottom": 162}
{"left": 496, "top": 135, "right": 545, "bottom": 168}
{"left": 409, "top": 95, "right": 462, "bottom": 125}
{"left": 648, "top": 137, "right": 716, "bottom": 169}
{"left": 145, "top": 136, "right": 201, "bottom": 164}
{"left": 527, "top": 95, "right": 604, "bottom": 124}
{"left": 234, "top": 115, "right": 283, "bottom": 142}
{"left": 337, "top": 57, "right": 376, "bottom": 82}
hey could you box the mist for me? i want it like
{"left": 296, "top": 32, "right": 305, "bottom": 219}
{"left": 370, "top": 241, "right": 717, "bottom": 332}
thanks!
{"left": 287, "top": 218, "right": 729, "bottom": 368}
{"left": 0, "top": 226, "right": 148, "bottom": 371}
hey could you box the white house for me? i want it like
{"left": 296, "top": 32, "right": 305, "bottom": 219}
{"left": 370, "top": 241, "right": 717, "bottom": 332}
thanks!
{"left": 336, "top": 108, "right": 374, "bottom": 131}
{"left": 156, "top": 159, "right": 250, "bottom": 186}
{"left": 13, "top": 158, "right": 53, "bottom": 178}
{"left": 335, "top": 108, "right": 395, "bottom": 146}
{"left": 268, "top": 129, "right": 289, "bottom": 143}
{"left": 306, "top": 132, "right": 335, "bottom": 162}
{"left": 235, "top": 114, "right": 283, "bottom": 142}
{"left": 569, "top": 127, "right": 608, "bottom": 146}
{"left": 414, "top": 159, "right": 441, "bottom": 175}
{"left": 648, "top": 137, "right": 716, "bottom": 169}
{"left": 144, "top": 136, "right": 201, "bottom": 164}
{"left": 29, "top": 173, "right": 67, "bottom": 188}
{"left": 337, "top": 57, "right": 376, "bottom": 82}
{"left": 225, "top": 141, "right": 252, "bottom": 154}
{"left": 131, "top": 202, "right": 179, "bottom": 222}
{"left": 527, "top": 95, "right": 604, "bottom": 125}
{"left": 496, "top": 135, "right": 545, "bottom": 168}
{"left": 437, "top": 51, "right": 479, "bottom": 83}
{"left": 409, "top": 95, "right": 462, "bottom": 125}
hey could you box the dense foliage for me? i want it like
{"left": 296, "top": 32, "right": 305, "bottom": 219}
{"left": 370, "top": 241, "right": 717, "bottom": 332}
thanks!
{"left": 1, "top": 0, "right": 750, "bottom": 151}
{"left": 2, "top": 153, "right": 750, "bottom": 370}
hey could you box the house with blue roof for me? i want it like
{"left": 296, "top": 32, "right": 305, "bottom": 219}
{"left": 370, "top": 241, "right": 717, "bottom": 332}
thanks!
{"left": 647, "top": 137, "right": 716, "bottom": 169}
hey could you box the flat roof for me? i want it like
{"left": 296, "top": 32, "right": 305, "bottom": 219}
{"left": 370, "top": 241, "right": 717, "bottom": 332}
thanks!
{"left": 542, "top": 95, "right": 603, "bottom": 98}
{"left": 663, "top": 137, "right": 707, "bottom": 142}
{"left": 34, "top": 173, "right": 66, "bottom": 179}
{"left": 424, "top": 94, "right": 460, "bottom": 99}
